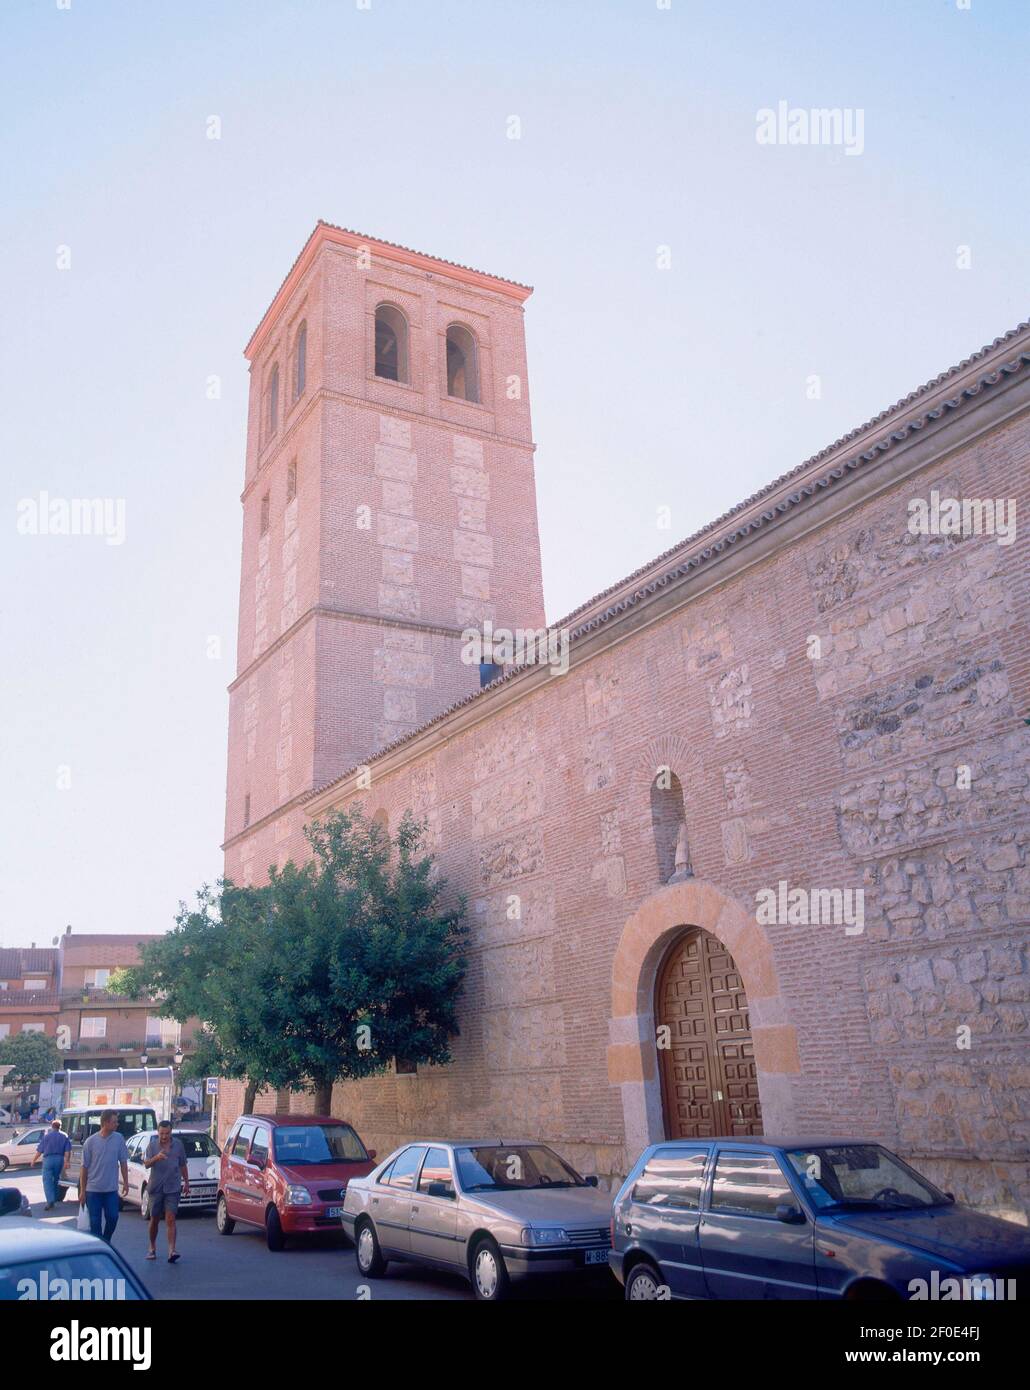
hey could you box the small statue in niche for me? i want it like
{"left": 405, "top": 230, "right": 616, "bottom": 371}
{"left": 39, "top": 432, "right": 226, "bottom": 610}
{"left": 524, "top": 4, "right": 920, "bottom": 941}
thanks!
{"left": 671, "top": 819, "right": 693, "bottom": 881}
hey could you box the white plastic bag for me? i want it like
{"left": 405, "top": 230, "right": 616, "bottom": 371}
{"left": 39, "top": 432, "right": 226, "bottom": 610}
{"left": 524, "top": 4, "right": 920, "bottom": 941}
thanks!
{"left": 76, "top": 1202, "right": 90, "bottom": 1232}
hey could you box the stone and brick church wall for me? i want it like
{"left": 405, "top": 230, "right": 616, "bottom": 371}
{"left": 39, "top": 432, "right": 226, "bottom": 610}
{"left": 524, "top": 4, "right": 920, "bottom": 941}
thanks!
{"left": 311, "top": 411, "right": 1029, "bottom": 1218}
{"left": 220, "top": 227, "right": 1028, "bottom": 1219}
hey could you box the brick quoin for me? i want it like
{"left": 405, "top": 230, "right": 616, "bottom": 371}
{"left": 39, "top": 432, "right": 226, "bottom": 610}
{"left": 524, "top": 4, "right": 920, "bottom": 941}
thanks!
{"left": 223, "top": 227, "right": 1029, "bottom": 1220}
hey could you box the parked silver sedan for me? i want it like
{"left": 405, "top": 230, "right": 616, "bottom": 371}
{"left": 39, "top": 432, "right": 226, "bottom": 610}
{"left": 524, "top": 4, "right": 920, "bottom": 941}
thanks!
{"left": 342, "top": 1139, "right": 614, "bottom": 1300}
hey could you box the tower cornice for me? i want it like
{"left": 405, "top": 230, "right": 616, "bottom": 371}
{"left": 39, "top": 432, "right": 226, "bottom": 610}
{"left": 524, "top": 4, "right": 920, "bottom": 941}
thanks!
{"left": 244, "top": 220, "right": 533, "bottom": 361}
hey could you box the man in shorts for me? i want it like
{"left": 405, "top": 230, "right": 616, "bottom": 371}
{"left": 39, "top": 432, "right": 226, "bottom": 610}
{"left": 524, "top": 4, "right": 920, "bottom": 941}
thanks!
{"left": 142, "top": 1120, "right": 190, "bottom": 1263}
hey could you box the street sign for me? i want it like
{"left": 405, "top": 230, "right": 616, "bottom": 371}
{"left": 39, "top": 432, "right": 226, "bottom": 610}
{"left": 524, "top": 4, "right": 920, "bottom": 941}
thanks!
{"left": 205, "top": 1077, "right": 219, "bottom": 1095}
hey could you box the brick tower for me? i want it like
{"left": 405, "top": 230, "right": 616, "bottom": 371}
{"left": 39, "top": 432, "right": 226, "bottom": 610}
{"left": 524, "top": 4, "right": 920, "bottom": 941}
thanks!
{"left": 223, "top": 223, "right": 546, "bottom": 885}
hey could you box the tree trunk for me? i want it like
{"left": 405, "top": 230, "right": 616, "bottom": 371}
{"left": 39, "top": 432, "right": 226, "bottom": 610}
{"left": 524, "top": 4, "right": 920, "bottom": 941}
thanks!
{"left": 312, "top": 1080, "right": 333, "bottom": 1115}
{"left": 243, "top": 1079, "right": 258, "bottom": 1113}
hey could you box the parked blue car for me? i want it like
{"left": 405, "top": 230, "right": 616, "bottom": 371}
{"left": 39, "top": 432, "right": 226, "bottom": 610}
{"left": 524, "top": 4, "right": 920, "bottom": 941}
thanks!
{"left": 610, "top": 1138, "right": 1030, "bottom": 1300}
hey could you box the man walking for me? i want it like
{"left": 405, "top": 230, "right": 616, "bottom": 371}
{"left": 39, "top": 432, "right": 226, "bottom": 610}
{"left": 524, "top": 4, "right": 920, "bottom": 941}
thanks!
{"left": 31, "top": 1119, "right": 72, "bottom": 1210}
{"left": 78, "top": 1110, "right": 129, "bottom": 1243}
{"left": 143, "top": 1121, "right": 189, "bottom": 1263}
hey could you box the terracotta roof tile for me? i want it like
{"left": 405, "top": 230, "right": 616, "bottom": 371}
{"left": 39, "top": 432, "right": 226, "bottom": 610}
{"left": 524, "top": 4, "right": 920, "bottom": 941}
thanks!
{"left": 0, "top": 948, "right": 58, "bottom": 978}
{"left": 314, "top": 219, "right": 532, "bottom": 293}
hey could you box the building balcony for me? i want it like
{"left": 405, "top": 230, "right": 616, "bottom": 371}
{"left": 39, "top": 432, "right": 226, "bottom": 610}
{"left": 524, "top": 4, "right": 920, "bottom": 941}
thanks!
{"left": 60, "top": 987, "right": 148, "bottom": 1006}
{"left": 0, "top": 990, "right": 59, "bottom": 1009}
{"left": 66, "top": 1038, "right": 194, "bottom": 1057}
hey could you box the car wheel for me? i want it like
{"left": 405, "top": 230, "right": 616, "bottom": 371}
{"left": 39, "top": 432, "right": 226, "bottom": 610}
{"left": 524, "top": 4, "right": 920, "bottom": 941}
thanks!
{"left": 355, "top": 1219, "right": 388, "bottom": 1277}
{"left": 0, "top": 1157, "right": 8, "bottom": 1172}
{"left": 471, "top": 1236, "right": 510, "bottom": 1302}
{"left": 625, "top": 1262, "right": 664, "bottom": 1300}
{"left": 140, "top": 1186, "right": 150, "bottom": 1220}
{"left": 216, "top": 1195, "right": 235, "bottom": 1235}
{"left": 265, "top": 1205, "right": 286, "bottom": 1252}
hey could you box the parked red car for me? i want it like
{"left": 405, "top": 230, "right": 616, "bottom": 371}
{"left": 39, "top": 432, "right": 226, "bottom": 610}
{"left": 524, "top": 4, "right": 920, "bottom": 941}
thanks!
{"left": 217, "top": 1114, "right": 376, "bottom": 1251}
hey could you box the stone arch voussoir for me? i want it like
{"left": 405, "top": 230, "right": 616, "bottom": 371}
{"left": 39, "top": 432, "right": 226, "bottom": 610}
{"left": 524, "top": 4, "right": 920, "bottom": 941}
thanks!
{"left": 608, "top": 878, "right": 800, "bottom": 1158}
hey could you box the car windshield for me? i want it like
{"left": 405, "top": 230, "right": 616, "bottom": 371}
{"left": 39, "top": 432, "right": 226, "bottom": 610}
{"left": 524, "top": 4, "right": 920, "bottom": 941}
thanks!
{"left": 272, "top": 1125, "right": 367, "bottom": 1166}
{"left": 0, "top": 1252, "right": 144, "bottom": 1301}
{"left": 79, "top": 1112, "right": 156, "bottom": 1141}
{"left": 177, "top": 1134, "right": 219, "bottom": 1158}
{"left": 455, "top": 1145, "right": 585, "bottom": 1192}
{"left": 785, "top": 1144, "right": 948, "bottom": 1211}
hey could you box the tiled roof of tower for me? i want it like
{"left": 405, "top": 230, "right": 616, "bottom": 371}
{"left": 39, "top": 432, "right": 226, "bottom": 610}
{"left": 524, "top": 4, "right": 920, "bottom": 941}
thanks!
{"left": 245, "top": 220, "right": 533, "bottom": 359}
{"left": 306, "top": 317, "right": 1030, "bottom": 805}
{"left": 315, "top": 219, "right": 533, "bottom": 293}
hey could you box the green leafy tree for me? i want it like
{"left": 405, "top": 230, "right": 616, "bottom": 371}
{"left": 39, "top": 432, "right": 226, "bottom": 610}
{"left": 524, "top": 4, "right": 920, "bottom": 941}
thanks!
{"left": 0, "top": 1032, "right": 62, "bottom": 1090}
{"left": 105, "top": 968, "right": 134, "bottom": 997}
{"left": 123, "top": 808, "right": 468, "bottom": 1113}
{"left": 121, "top": 879, "right": 281, "bottom": 1111}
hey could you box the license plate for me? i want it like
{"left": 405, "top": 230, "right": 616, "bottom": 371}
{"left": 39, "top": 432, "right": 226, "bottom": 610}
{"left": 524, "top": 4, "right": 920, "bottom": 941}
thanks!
{"left": 327, "top": 1206, "right": 344, "bottom": 1219}
{"left": 584, "top": 1248, "right": 608, "bottom": 1266}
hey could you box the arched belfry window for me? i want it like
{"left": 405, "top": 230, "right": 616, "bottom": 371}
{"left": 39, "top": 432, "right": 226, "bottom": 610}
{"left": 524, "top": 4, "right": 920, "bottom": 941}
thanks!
{"left": 446, "top": 324, "right": 479, "bottom": 403}
{"left": 374, "top": 304, "right": 409, "bottom": 383}
{"left": 293, "top": 321, "right": 307, "bottom": 400}
{"left": 650, "top": 770, "right": 691, "bottom": 884}
{"left": 267, "top": 364, "right": 280, "bottom": 437}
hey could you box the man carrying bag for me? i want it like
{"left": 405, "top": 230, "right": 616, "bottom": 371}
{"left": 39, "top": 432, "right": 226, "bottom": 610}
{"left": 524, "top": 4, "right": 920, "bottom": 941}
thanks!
{"left": 78, "top": 1110, "right": 129, "bottom": 1243}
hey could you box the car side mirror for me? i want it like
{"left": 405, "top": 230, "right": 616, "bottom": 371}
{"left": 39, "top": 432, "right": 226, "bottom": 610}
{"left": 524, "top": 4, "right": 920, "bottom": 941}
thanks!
{"left": 776, "top": 1203, "right": 805, "bottom": 1224}
{"left": 251, "top": 1156, "right": 265, "bottom": 1171}
{"left": 584, "top": 1175, "right": 599, "bottom": 1188}
{"left": 367, "top": 1150, "right": 377, "bottom": 1162}
{"left": 945, "top": 1192, "right": 956, "bottom": 1203}
{"left": 426, "top": 1181, "right": 454, "bottom": 1200}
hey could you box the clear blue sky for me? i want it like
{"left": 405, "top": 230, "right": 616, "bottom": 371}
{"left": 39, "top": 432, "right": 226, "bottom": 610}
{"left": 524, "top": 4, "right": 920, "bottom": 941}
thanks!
{"left": 1, "top": 0, "right": 1027, "bottom": 945}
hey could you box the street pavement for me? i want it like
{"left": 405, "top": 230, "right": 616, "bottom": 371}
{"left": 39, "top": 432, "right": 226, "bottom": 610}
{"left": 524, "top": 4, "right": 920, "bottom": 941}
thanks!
{"left": 2, "top": 1168, "right": 617, "bottom": 1301}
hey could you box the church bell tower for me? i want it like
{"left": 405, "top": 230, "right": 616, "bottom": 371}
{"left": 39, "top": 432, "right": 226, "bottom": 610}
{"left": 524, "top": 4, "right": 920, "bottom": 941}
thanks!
{"left": 223, "top": 222, "right": 546, "bottom": 885}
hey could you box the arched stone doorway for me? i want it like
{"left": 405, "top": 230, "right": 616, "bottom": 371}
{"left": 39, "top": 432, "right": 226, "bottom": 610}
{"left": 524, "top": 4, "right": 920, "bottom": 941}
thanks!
{"left": 655, "top": 927, "right": 762, "bottom": 1139}
{"left": 608, "top": 878, "right": 800, "bottom": 1160}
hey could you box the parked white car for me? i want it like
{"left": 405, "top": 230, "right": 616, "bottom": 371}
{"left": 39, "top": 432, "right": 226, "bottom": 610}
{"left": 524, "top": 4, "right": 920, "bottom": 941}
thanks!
{"left": 123, "top": 1128, "right": 222, "bottom": 1217}
{"left": 0, "top": 1126, "right": 47, "bottom": 1171}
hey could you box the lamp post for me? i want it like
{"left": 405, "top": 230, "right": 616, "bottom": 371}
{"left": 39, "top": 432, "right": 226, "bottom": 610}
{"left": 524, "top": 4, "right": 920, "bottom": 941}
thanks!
{"left": 172, "top": 1046, "right": 184, "bottom": 1122}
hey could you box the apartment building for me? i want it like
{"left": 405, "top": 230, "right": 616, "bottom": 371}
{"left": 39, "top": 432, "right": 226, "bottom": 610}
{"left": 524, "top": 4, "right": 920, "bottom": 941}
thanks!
{"left": 0, "top": 931, "right": 200, "bottom": 1072}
